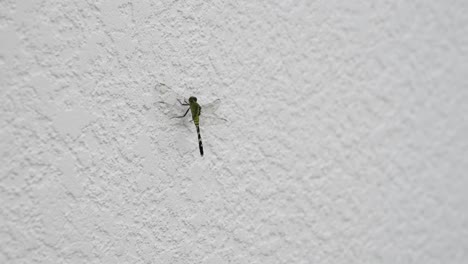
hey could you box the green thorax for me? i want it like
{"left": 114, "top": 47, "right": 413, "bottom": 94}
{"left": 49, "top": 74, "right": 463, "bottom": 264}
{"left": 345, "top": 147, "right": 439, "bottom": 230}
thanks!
{"left": 188, "top": 96, "right": 201, "bottom": 125}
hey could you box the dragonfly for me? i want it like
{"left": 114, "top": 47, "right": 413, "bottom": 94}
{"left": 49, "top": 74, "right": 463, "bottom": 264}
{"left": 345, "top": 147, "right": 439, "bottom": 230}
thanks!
{"left": 156, "top": 83, "right": 226, "bottom": 157}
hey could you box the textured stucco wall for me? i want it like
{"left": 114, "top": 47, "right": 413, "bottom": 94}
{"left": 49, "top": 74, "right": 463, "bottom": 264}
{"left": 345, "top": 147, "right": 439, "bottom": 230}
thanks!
{"left": 1, "top": 1, "right": 468, "bottom": 263}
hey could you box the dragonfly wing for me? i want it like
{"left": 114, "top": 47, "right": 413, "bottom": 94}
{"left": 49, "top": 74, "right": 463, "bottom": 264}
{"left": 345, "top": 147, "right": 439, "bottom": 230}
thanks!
{"left": 199, "top": 99, "right": 227, "bottom": 126}
{"left": 201, "top": 99, "right": 222, "bottom": 115}
{"left": 156, "top": 83, "right": 189, "bottom": 117}
{"left": 199, "top": 113, "right": 228, "bottom": 127}
{"left": 156, "top": 83, "right": 185, "bottom": 103}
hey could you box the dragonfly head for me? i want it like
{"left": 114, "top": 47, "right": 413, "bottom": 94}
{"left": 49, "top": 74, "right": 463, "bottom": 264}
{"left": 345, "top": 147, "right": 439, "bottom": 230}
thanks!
{"left": 189, "top": 96, "right": 197, "bottom": 103}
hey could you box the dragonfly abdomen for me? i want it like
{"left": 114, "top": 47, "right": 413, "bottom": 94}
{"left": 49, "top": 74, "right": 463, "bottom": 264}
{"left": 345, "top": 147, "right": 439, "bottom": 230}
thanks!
{"left": 196, "top": 125, "right": 203, "bottom": 156}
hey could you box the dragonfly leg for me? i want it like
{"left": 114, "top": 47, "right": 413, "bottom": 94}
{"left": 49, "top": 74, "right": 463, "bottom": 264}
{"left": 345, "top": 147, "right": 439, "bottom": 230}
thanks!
{"left": 173, "top": 108, "right": 190, "bottom": 119}
{"left": 177, "top": 99, "right": 189, "bottom": 106}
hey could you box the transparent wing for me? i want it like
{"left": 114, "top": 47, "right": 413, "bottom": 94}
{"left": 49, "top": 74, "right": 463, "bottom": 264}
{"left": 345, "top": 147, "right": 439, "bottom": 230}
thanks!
{"left": 155, "top": 83, "right": 189, "bottom": 118}
{"left": 202, "top": 99, "right": 221, "bottom": 115}
{"left": 199, "top": 113, "right": 228, "bottom": 127}
{"left": 199, "top": 98, "right": 228, "bottom": 126}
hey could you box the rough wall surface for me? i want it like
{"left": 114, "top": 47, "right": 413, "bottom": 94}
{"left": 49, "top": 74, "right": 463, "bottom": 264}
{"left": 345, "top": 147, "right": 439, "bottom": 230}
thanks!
{"left": 1, "top": 1, "right": 468, "bottom": 263}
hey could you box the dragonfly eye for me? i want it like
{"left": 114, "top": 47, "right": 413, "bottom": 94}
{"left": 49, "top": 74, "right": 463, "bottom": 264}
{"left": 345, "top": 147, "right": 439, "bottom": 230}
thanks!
{"left": 189, "top": 96, "right": 197, "bottom": 102}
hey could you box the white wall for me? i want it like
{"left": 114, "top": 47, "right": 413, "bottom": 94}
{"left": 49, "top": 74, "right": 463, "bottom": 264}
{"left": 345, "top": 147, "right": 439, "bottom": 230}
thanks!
{"left": 1, "top": 1, "right": 467, "bottom": 263}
